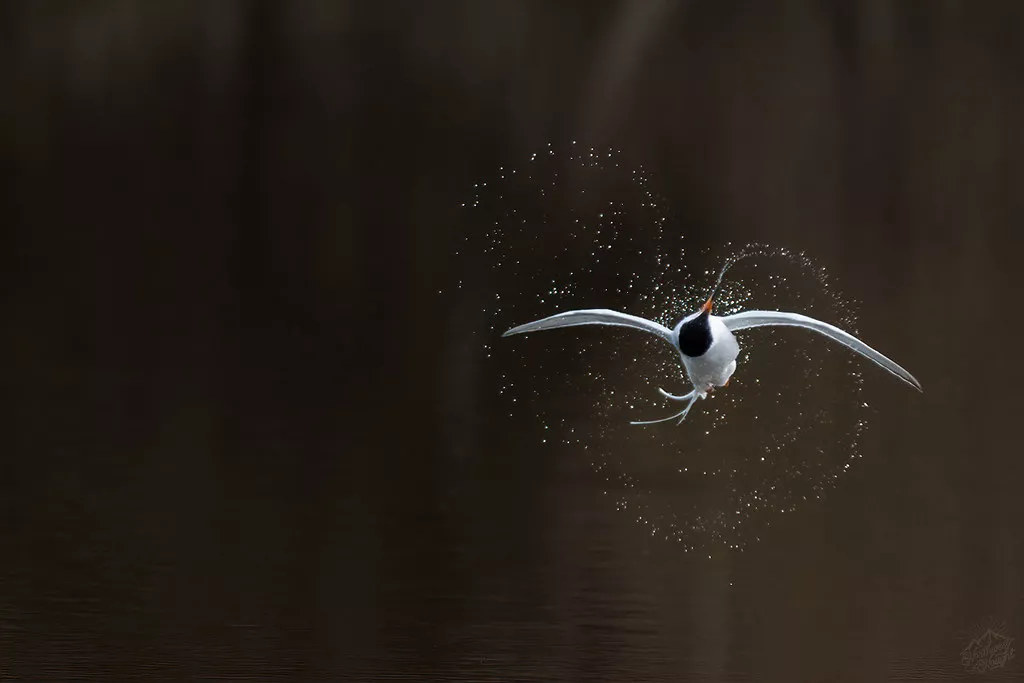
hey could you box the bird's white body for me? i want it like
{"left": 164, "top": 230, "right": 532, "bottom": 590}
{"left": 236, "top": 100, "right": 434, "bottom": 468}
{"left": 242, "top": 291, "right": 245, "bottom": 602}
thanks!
{"left": 502, "top": 299, "right": 921, "bottom": 425}
{"left": 676, "top": 314, "right": 739, "bottom": 391}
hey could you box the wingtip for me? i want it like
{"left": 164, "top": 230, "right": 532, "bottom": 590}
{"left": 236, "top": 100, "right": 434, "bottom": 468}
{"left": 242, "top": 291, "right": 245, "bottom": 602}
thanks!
{"left": 502, "top": 322, "right": 537, "bottom": 337}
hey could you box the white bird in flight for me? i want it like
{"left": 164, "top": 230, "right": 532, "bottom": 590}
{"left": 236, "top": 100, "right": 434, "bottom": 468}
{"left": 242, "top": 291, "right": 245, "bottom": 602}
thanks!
{"left": 502, "top": 297, "right": 922, "bottom": 425}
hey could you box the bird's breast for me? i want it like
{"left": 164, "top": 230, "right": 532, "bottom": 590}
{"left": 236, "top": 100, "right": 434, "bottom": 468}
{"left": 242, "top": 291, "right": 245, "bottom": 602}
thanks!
{"left": 683, "top": 320, "right": 739, "bottom": 387}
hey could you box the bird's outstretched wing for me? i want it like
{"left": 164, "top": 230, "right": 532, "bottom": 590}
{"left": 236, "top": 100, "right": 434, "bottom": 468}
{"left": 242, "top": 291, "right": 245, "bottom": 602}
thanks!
{"left": 502, "top": 309, "right": 676, "bottom": 348}
{"left": 722, "top": 310, "right": 922, "bottom": 391}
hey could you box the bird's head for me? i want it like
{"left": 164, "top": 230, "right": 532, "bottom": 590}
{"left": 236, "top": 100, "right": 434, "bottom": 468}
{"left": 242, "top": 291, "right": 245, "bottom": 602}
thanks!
{"left": 675, "top": 296, "right": 713, "bottom": 357}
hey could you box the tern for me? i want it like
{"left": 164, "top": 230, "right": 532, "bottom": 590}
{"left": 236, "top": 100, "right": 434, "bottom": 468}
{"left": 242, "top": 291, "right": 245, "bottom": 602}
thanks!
{"left": 502, "top": 298, "right": 922, "bottom": 425}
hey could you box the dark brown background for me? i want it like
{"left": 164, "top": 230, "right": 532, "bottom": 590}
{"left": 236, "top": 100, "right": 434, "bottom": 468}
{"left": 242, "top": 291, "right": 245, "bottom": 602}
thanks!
{"left": 1, "top": 1, "right": 1022, "bottom": 681}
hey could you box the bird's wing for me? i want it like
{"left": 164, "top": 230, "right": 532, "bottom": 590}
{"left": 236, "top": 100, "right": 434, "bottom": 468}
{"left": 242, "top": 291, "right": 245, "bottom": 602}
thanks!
{"left": 722, "top": 310, "right": 922, "bottom": 391}
{"left": 502, "top": 309, "right": 676, "bottom": 348}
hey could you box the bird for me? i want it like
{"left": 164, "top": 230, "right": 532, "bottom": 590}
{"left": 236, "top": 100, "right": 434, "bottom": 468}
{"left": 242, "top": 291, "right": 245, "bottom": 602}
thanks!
{"left": 502, "top": 296, "right": 922, "bottom": 425}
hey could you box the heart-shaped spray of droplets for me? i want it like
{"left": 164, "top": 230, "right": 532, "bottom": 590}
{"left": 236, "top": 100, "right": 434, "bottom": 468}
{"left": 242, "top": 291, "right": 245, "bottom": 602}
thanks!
{"left": 446, "top": 144, "right": 870, "bottom": 554}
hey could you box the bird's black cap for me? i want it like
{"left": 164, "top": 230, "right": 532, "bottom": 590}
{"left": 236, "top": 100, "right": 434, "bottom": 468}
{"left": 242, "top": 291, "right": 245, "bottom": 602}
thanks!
{"left": 677, "top": 299, "right": 713, "bottom": 357}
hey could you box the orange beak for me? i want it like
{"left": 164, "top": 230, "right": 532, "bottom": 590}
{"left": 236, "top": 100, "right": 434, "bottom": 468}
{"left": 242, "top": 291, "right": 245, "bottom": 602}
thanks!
{"left": 701, "top": 296, "right": 713, "bottom": 313}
